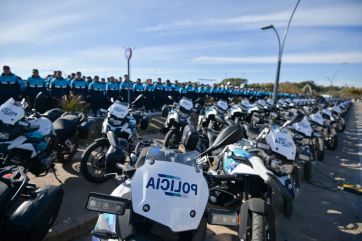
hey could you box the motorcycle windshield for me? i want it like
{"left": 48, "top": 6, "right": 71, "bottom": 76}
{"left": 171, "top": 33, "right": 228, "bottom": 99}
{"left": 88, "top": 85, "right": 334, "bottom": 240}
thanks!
{"left": 0, "top": 98, "right": 25, "bottom": 125}
{"left": 145, "top": 145, "right": 199, "bottom": 167}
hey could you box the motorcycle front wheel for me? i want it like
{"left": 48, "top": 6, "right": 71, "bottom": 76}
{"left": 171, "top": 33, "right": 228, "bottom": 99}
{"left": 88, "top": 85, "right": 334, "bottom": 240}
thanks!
{"left": 247, "top": 211, "right": 267, "bottom": 241}
{"left": 326, "top": 134, "right": 338, "bottom": 150}
{"left": 80, "top": 139, "right": 111, "bottom": 183}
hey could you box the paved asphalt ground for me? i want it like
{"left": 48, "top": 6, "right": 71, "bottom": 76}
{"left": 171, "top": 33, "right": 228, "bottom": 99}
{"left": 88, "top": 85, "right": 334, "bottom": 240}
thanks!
{"left": 30, "top": 103, "right": 362, "bottom": 241}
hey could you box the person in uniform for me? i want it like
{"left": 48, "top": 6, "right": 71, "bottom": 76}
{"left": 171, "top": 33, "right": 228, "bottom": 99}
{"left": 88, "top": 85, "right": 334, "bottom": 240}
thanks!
{"left": 0, "top": 66, "right": 22, "bottom": 104}
{"left": 70, "top": 71, "right": 88, "bottom": 96}
{"left": 143, "top": 79, "right": 154, "bottom": 112}
{"left": 25, "top": 69, "right": 46, "bottom": 105}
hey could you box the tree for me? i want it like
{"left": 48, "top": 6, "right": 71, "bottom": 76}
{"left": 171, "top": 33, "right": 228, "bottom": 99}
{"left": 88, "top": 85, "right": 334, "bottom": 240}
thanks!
{"left": 220, "top": 78, "right": 248, "bottom": 86}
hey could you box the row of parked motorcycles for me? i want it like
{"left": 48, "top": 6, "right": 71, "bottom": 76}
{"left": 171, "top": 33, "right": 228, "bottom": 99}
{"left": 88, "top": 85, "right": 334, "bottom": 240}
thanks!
{"left": 79, "top": 95, "right": 351, "bottom": 241}
{"left": 0, "top": 90, "right": 351, "bottom": 240}
{"left": 0, "top": 93, "right": 152, "bottom": 241}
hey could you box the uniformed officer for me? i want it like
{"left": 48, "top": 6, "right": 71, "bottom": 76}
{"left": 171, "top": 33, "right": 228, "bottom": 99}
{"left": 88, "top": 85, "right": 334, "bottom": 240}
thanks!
{"left": 179, "top": 82, "right": 188, "bottom": 99}
{"left": 120, "top": 75, "right": 133, "bottom": 102}
{"left": 153, "top": 78, "right": 165, "bottom": 111}
{"left": 106, "top": 77, "right": 120, "bottom": 100}
{"left": 25, "top": 69, "right": 46, "bottom": 105}
{"left": 70, "top": 71, "right": 88, "bottom": 96}
{"left": 132, "top": 78, "right": 144, "bottom": 100}
{"left": 49, "top": 71, "right": 69, "bottom": 101}
{"left": 99, "top": 78, "right": 107, "bottom": 109}
{"left": 143, "top": 79, "right": 154, "bottom": 112}
{"left": 88, "top": 76, "right": 103, "bottom": 116}
{"left": 185, "top": 81, "right": 194, "bottom": 100}
{"left": 173, "top": 80, "right": 181, "bottom": 101}
{"left": 164, "top": 79, "right": 174, "bottom": 105}
{"left": 132, "top": 78, "right": 144, "bottom": 108}
{"left": 0, "top": 66, "right": 21, "bottom": 104}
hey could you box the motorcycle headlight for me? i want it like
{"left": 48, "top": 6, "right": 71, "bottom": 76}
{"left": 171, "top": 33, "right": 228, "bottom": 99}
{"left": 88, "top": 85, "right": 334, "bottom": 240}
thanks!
{"left": 109, "top": 116, "right": 123, "bottom": 126}
{"left": 271, "top": 159, "right": 294, "bottom": 175}
{"left": 298, "top": 153, "right": 311, "bottom": 162}
{"left": 0, "top": 132, "right": 10, "bottom": 140}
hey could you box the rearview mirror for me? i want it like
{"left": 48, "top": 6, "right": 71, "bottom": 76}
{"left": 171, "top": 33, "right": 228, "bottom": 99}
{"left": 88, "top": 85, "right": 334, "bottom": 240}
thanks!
{"left": 281, "top": 111, "right": 304, "bottom": 128}
{"left": 132, "top": 94, "right": 144, "bottom": 106}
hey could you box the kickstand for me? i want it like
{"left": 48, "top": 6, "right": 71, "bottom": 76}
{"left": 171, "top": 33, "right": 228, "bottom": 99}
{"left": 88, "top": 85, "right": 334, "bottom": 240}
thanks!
{"left": 52, "top": 165, "right": 63, "bottom": 184}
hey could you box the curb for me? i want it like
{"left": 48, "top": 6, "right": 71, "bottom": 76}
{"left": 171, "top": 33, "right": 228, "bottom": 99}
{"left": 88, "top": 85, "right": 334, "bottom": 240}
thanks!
{"left": 44, "top": 213, "right": 97, "bottom": 241}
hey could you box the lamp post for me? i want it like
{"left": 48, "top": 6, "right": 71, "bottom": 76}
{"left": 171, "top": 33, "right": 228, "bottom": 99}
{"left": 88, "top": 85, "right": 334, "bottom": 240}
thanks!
{"left": 261, "top": 0, "right": 301, "bottom": 105}
{"left": 327, "top": 62, "right": 347, "bottom": 98}
{"left": 124, "top": 47, "right": 135, "bottom": 104}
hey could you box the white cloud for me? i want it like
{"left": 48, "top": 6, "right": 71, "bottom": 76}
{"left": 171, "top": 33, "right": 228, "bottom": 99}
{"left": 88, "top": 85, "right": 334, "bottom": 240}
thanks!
{"left": 142, "top": 3, "right": 362, "bottom": 32}
{"left": 191, "top": 52, "right": 362, "bottom": 64}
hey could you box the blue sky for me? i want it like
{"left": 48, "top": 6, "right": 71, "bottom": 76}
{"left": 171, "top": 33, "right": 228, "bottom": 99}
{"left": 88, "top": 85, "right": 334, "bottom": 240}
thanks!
{"left": 0, "top": 0, "right": 361, "bottom": 86}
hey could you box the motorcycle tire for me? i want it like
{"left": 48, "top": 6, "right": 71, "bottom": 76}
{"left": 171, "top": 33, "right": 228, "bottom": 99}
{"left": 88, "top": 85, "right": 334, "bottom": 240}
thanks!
{"left": 303, "top": 161, "right": 313, "bottom": 182}
{"left": 164, "top": 130, "right": 180, "bottom": 149}
{"left": 140, "top": 116, "right": 149, "bottom": 130}
{"left": 326, "top": 135, "right": 338, "bottom": 150}
{"left": 161, "top": 105, "right": 169, "bottom": 118}
{"left": 315, "top": 138, "right": 324, "bottom": 161}
{"left": 249, "top": 211, "right": 266, "bottom": 241}
{"left": 80, "top": 139, "right": 111, "bottom": 183}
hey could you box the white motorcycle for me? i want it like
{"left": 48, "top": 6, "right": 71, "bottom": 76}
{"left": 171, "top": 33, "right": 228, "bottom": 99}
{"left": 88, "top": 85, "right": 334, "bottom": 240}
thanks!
{"left": 80, "top": 99, "right": 140, "bottom": 183}
{"left": 0, "top": 98, "right": 90, "bottom": 176}
{"left": 241, "top": 112, "right": 305, "bottom": 218}
{"left": 85, "top": 125, "right": 244, "bottom": 241}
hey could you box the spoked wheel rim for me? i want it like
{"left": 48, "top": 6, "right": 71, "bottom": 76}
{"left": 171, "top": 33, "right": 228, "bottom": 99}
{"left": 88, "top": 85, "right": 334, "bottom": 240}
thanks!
{"left": 86, "top": 144, "right": 109, "bottom": 178}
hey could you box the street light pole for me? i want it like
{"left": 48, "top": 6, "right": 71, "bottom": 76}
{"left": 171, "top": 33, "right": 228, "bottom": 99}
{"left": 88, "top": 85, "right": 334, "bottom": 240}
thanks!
{"left": 261, "top": 0, "right": 301, "bottom": 105}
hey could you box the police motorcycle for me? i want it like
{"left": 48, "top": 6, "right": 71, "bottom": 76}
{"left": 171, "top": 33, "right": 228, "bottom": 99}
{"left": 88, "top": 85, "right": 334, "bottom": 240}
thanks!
{"left": 319, "top": 105, "right": 338, "bottom": 150}
{"left": 242, "top": 112, "right": 306, "bottom": 218}
{"left": 226, "top": 102, "right": 244, "bottom": 125}
{"left": 0, "top": 165, "right": 63, "bottom": 241}
{"left": 85, "top": 125, "right": 245, "bottom": 241}
{"left": 243, "top": 99, "right": 269, "bottom": 126}
{"left": 197, "top": 99, "right": 233, "bottom": 151}
{"left": 162, "top": 97, "right": 199, "bottom": 151}
{"left": 329, "top": 103, "right": 346, "bottom": 132}
{"left": 80, "top": 95, "right": 148, "bottom": 183}
{"left": 0, "top": 98, "right": 90, "bottom": 176}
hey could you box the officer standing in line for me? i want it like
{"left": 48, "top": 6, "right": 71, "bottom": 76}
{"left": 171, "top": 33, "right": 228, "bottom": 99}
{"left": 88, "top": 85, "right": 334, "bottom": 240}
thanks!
{"left": 132, "top": 78, "right": 144, "bottom": 108}
{"left": 49, "top": 71, "right": 69, "bottom": 101}
{"left": 0, "top": 65, "right": 21, "bottom": 104}
{"left": 210, "top": 83, "right": 218, "bottom": 100}
{"left": 106, "top": 77, "right": 119, "bottom": 100}
{"left": 25, "top": 69, "right": 46, "bottom": 105}
{"left": 154, "top": 78, "right": 165, "bottom": 111}
{"left": 143, "top": 79, "right": 154, "bottom": 112}
{"left": 88, "top": 76, "right": 103, "bottom": 116}
{"left": 120, "top": 75, "right": 133, "bottom": 102}
{"left": 70, "top": 71, "right": 88, "bottom": 96}
{"left": 173, "top": 80, "right": 180, "bottom": 101}
{"left": 185, "top": 81, "right": 194, "bottom": 101}
{"left": 164, "top": 79, "right": 173, "bottom": 105}
{"left": 99, "top": 78, "right": 107, "bottom": 109}
{"left": 132, "top": 78, "right": 144, "bottom": 100}
{"left": 179, "top": 82, "right": 188, "bottom": 99}
{"left": 45, "top": 71, "right": 56, "bottom": 87}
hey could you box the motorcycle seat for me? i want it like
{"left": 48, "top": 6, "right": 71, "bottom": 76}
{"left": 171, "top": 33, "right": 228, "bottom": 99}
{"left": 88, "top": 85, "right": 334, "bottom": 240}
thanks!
{"left": 53, "top": 115, "right": 80, "bottom": 139}
{"left": 41, "top": 108, "right": 64, "bottom": 122}
{"left": 243, "top": 124, "right": 260, "bottom": 139}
